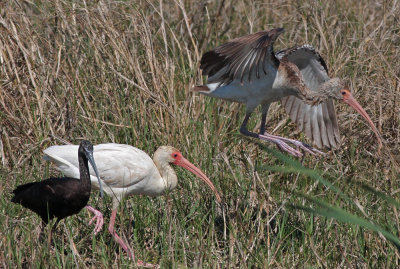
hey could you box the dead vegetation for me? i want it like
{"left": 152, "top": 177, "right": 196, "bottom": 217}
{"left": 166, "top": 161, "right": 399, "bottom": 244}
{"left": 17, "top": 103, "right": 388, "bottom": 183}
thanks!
{"left": 1, "top": 0, "right": 400, "bottom": 267}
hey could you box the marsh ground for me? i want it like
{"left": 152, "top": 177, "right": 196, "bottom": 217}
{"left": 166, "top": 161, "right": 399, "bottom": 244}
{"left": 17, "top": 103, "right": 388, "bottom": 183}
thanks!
{"left": 1, "top": 0, "right": 400, "bottom": 268}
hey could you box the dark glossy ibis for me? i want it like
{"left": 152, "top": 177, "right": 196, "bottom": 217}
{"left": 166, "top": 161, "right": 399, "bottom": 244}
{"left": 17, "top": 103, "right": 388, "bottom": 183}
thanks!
{"left": 11, "top": 140, "right": 104, "bottom": 232}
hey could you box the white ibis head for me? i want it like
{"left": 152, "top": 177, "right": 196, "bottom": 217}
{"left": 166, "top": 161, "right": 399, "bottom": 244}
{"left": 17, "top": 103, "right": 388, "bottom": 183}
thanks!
{"left": 156, "top": 146, "right": 222, "bottom": 203}
{"left": 322, "top": 79, "right": 382, "bottom": 147}
{"left": 340, "top": 87, "right": 382, "bottom": 147}
{"left": 79, "top": 140, "right": 104, "bottom": 197}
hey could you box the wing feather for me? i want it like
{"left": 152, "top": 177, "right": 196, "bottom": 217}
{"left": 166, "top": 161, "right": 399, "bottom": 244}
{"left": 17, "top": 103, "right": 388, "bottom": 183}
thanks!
{"left": 303, "top": 106, "right": 312, "bottom": 144}
{"left": 278, "top": 45, "right": 340, "bottom": 148}
{"left": 43, "top": 144, "right": 157, "bottom": 191}
{"left": 316, "top": 105, "right": 329, "bottom": 147}
{"left": 200, "top": 28, "right": 284, "bottom": 85}
{"left": 310, "top": 108, "right": 322, "bottom": 148}
{"left": 290, "top": 97, "right": 302, "bottom": 122}
{"left": 295, "top": 98, "right": 307, "bottom": 131}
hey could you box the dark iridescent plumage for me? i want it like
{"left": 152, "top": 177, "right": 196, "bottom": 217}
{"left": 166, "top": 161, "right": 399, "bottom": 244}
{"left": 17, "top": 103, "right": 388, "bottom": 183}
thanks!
{"left": 12, "top": 140, "right": 102, "bottom": 226}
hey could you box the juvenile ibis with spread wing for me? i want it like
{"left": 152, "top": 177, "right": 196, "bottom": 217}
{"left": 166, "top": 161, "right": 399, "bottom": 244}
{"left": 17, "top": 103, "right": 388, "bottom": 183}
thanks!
{"left": 193, "top": 28, "right": 382, "bottom": 156}
{"left": 12, "top": 140, "right": 104, "bottom": 235}
{"left": 43, "top": 143, "right": 221, "bottom": 266}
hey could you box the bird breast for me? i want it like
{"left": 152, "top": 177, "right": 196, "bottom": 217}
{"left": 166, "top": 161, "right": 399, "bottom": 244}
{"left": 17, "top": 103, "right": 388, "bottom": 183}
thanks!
{"left": 201, "top": 63, "right": 301, "bottom": 107}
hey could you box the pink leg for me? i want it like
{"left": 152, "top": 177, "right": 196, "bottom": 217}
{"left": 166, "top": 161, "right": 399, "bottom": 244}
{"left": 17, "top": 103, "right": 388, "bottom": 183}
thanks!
{"left": 108, "top": 209, "right": 158, "bottom": 268}
{"left": 259, "top": 133, "right": 325, "bottom": 157}
{"left": 85, "top": 205, "right": 104, "bottom": 234}
{"left": 241, "top": 111, "right": 325, "bottom": 158}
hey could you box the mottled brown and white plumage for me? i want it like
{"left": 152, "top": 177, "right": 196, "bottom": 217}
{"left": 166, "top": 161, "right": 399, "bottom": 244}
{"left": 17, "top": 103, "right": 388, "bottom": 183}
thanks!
{"left": 276, "top": 45, "right": 340, "bottom": 148}
{"left": 194, "top": 28, "right": 381, "bottom": 156}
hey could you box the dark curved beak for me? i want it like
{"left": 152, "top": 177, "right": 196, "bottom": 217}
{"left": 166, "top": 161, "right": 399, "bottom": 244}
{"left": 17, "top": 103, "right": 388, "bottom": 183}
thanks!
{"left": 85, "top": 151, "right": 104, "bottom": 198}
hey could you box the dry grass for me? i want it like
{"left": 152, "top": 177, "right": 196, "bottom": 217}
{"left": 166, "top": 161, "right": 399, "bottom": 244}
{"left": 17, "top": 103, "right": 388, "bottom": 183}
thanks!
{"left": 1, "top": 0, "right": 400, "bottom": 268}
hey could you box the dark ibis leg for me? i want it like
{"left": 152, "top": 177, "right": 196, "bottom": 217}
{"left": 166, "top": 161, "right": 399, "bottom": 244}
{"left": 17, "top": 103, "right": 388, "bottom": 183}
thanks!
{"left": 85, "top": 205, "right": 104, "bottom": 234}
{"left": 240, "top": 108, "right": 324, "bottom": 157}
{"left": 108, "top": 209, "right": 158, "bottom": 268}
{"left": 47, "top": 228, "right": 52, "bottom": 247}
{"left": 46, "top": 219, "right": 60, "bottom": 247}
{"left": 38, "top": 221, "right": 48, "bottom": 244}
{"left": 239, "top": 113, "right": 258, "bottom": 138}
{"left": 259, "top": 104, "right": 269, "bottom": 135}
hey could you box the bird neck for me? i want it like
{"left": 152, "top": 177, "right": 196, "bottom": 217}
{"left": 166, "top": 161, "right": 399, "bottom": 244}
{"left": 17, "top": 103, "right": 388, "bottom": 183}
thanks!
{"left": 300, "top": 78, "right": 342, "bottom": 106}
{"left": 302, "top": 90, "right": 328, "bottom": 105}
{"left": 153, "top": 157, "right": 178, "bottom": 191}
{"left": 78, "top": 152, "right": 91, "bottom": 190}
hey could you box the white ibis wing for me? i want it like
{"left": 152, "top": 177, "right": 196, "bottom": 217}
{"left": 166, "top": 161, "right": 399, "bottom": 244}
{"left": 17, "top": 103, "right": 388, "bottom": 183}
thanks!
{"left": 43, "top": 145, "right": 81, "bottom": 178}
{"left": 200, "top": 28, "right": 284, "bottom": 85}
{"left": 276, "top": 45, "right": 340, "bottom": 148}
{"left": 43, "top": 144, "right": 157, "bottom": 190}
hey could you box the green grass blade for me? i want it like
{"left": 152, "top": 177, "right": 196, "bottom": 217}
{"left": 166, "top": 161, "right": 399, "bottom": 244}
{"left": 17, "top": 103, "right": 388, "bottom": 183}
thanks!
{"left": 292, "top": 194, "right": 400, "bottom": 250}
{"left": 255, "top": 142, "right": 350, "bottom": 202}
{"left": 361, "top": 183, "right": 400, "bottom": 208}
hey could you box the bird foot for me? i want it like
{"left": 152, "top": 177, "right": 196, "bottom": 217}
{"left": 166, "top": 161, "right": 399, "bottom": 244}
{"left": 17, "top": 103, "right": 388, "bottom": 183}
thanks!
{"left": 259, "top": 133, "right": 325, "bottom": 157}
{"left": 137, "top": 260, "right": 159, "bottom": 268}
{"left": 85, "top": 206, "right": 104, "bottom": 234}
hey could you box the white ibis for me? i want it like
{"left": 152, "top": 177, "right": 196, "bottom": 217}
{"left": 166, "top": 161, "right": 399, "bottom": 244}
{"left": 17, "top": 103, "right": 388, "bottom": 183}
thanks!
{"left": 12, "top": 140, "right": 104, "bottom": 237}
{"left": 193, "top": 28, "right": 382, "bottom": 157}
{"left": 43, "top": 143, "right": 221, "bottom": 266}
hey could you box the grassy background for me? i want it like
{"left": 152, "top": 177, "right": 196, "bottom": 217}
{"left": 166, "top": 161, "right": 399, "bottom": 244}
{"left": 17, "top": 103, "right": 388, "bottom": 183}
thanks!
{"left": 1, "top": 0, "right": 399, "bottom": 267}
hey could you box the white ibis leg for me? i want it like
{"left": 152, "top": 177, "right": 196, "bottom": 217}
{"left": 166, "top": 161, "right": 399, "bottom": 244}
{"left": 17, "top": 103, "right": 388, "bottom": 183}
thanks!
{"left": 259, "top": 133, "right": 325, "bottom": 156}
{"left": 108, "top": 209, "right": 158, "bottom": 268}
{"left": 85, "top": 205, "right": 104, "bottom": 234}
{"left": 240, "top": 109, "right": 324, "bottom": 157}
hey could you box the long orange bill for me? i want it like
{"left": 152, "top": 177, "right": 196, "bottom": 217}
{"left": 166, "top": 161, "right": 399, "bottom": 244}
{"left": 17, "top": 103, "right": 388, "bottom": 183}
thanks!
{"left": 344, "top": 93, "right": 383, "bottom": 148}
{"left": 175, "top": 157, "right": 222, "bottom": 203}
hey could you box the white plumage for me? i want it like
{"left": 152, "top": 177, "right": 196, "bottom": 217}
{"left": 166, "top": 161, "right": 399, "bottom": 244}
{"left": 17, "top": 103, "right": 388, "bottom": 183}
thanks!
{"left": 43, "top": 143, "right": 221, "bottom": 265}
{"left": 44, "top": 144, "right": 167, "bottom": 207}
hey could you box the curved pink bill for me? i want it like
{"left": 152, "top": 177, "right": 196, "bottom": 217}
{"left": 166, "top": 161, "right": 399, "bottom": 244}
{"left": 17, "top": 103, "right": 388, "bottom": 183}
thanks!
{"left": 175, "top": 157, "right": 222, "bottom": 203}
{"left": 344, "top": 93, "right": 382, "bottom": 148}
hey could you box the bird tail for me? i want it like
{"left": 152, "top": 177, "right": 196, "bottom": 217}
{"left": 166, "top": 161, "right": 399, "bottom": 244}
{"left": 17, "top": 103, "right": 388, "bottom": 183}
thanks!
{"left": 11, "top": 182, "right": 36, "bottom": 203}
{"left": 191, "top": 85, "right": 210, "bottom": 92}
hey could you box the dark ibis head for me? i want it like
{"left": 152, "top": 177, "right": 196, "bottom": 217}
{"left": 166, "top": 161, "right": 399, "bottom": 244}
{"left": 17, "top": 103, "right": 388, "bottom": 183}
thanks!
{"left": 79, "top": 140, "right": 104, "bottom": 198}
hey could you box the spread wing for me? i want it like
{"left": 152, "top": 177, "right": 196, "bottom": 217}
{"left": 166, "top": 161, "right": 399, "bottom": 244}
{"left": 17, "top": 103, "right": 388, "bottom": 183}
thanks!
{"left": 200, "top": 28, "right": 284, "bottom": 85}
{"left": 276, "top": 45, "right": 340, "bottom": 148}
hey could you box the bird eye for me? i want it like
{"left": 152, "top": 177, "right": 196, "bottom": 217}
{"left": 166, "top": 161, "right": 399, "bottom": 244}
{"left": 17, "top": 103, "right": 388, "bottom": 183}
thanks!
{"left": 173, "top": 153, "right": 178, "bottom": 158}
{"left": 341, "top": 91, "right": 346, "bottom": 95}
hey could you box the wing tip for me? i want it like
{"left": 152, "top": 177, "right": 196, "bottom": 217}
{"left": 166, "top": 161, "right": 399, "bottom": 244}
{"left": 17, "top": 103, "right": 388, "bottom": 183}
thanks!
{"left": 283, "top": 96, "right": 342, "bottom": 150}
